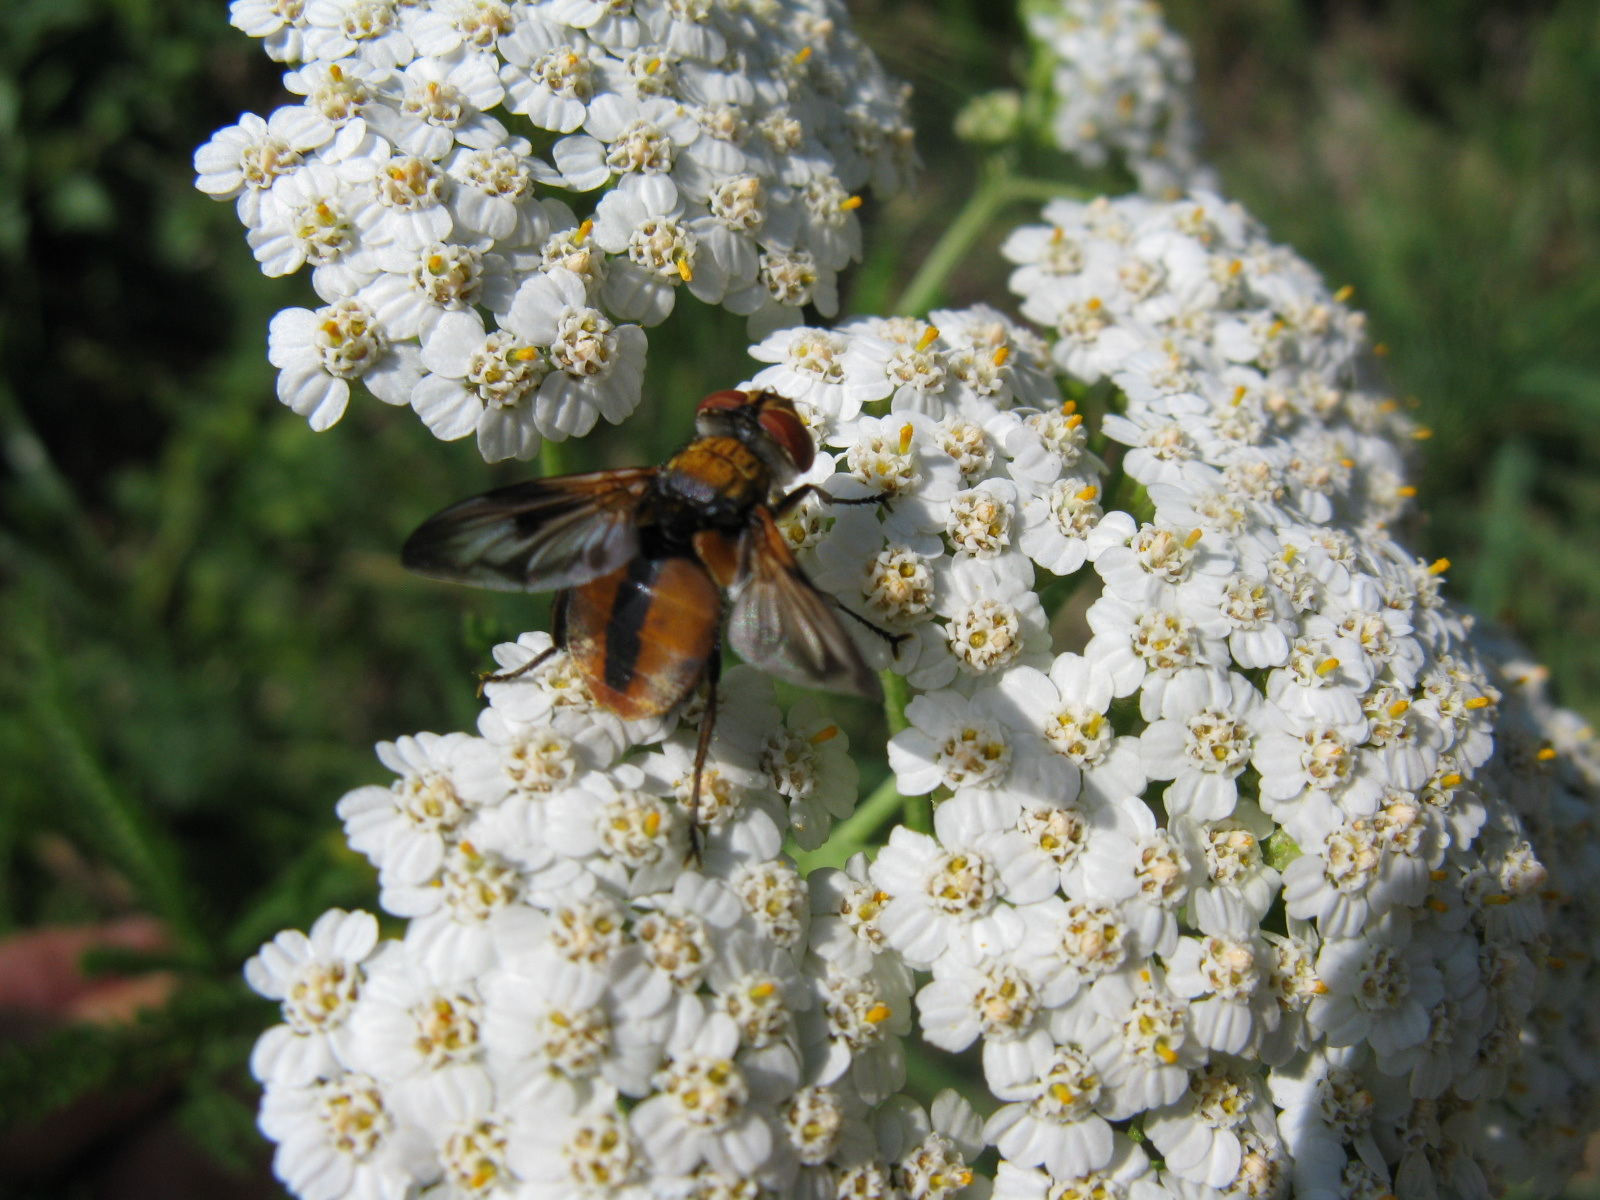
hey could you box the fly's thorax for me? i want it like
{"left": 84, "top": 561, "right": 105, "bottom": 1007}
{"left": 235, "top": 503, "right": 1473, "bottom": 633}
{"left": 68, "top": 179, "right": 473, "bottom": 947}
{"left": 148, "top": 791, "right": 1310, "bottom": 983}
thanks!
{"left": 658, "top": 436, "right": 771, "bottom": 527}
{"left": 694, "top": 393, "right": 810, "bottom": 488}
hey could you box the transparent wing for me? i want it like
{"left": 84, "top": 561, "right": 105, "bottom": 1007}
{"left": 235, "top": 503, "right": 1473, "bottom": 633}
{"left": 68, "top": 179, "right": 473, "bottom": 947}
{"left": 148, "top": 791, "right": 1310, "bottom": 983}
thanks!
{"left": 725, "top": 508, "right": 882, "bottom": 700}
{"left": 401, "top": 469, "right": 655, "bottom": 592}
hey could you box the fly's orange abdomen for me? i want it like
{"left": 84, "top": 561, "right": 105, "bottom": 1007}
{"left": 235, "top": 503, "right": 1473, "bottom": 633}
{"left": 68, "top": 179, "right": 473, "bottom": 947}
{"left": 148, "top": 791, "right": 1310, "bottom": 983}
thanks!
{"left": 565, "top": 555, "right": 722, "bottom": 719}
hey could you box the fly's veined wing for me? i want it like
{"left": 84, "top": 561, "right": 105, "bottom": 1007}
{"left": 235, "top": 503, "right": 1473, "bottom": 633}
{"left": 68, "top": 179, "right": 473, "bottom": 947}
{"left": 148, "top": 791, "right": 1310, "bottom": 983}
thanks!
{"left": 401, "top": 469, "right": 656, "bottom": 592}
{"left": 726, "top": 507, "right": 882, "bottom": 701}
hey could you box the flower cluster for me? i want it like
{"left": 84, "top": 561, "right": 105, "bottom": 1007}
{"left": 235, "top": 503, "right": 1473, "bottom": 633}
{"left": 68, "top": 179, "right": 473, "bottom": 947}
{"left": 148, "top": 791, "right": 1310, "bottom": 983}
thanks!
{"left": 716, "top": 212, "right": 1600, "bottom": 1192}
{"left": 243, "top": 268, "right": 1600, "bottom": 1199}
{"left": 246, "top": 653, "right": 999, "bottom": 1200}
{"left": 229, "top": 3, "right": 1600, "bottom": 1196}
{"left": 199, "top": 0, "right": 914, "bottom": 460}
{"left": 1024, "top": 0, "right": 1209, "bottom": 197}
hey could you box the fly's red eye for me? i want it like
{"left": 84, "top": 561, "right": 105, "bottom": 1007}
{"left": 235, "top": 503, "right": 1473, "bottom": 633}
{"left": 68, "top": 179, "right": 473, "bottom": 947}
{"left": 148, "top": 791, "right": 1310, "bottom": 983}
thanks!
{"left": 696, "top": 389, "right": 752, "bottom": 415}
{"left": 758, "top": 405, "right": 814, "bottom": 472}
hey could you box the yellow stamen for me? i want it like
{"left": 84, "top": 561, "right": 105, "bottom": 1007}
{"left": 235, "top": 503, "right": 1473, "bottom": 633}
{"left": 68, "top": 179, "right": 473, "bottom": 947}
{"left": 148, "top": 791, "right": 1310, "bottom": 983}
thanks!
{"left": 1397, "top": 485, "right": 1418, "bottom": 497}
{"left": 1183, "top": 528, "right": 1203, "bottom": 549}
{"left": 1485, "top": 894, "right": 1512, "bottom": 906}
{"left": 1412, "top": 425, "right": 1433, "bottom": 439}
{"left": 645, "top": 57, "right": 661, "bottom": 73}
{"left": 1427, "top": 557, "right": 1450, "bottom": 575}
{"left": 898, "top": 423, "right": 914, "bottom": 456}
{"left": 1374, "top": 342, "right": 1389, "bottom": 356}
{"left": 1315, "top": 657, "right": 1340, "bottom": 676}
{"left": 865, "top": 1003, "right": 891, "bottom": 1024}
{"left": 1465, "top": 696, "right": 1490, "bottom": 710}
{"left": 1076, "top": 485, "right": 1098, "bottom": 501}
{"left": 749, "top": 981, "right": 777, "bottom": 999}
{"left": 1231, "top": 385, "right": 1247, "bottom": 406}
{"left": 330, "top": 64, "right": 345, "bottom": 81}
{"left": 1537, "top": 746, "right": 1558, "bottom": 762}
{"left": 1155, "top": 1045, "right": 1178, "bottom": 1065}
{"left": 1086, "top": 296, "right": 1102, "bottom": 311}
{"left": 840, "top": 194, "right": 863, "bottom": 211}
{"left": 1388, "top": 699, "right": 1410, "bottom": 718}
{"left": 676, "top": 254, "right": 692, "bottom": 282}
{"left": 915, "top": 326, "right": 940, "bottom": 352}
{"left": 809, "top": 725, "right": 840, "bottom": 745}
{"left": 1310, "top": 981, "right": 1329, "bottom": 994}
{"left": 793, "top": 45, "right": 812, "bottom": 65}
{"left": 1427, "top": 898, "right": 1449, "bottom": 914}
{"left": 1065, "top": 413, "right": 1083, "bottom": 429}
{"left": 512, "top": 346, "right": 541, "bottom": 362}
{"left": 1333, "top": 284, "right": 1355, "bottom": 303}
{"left": 644, "top": 810, "right": 661, "bottom": 837}
{"left": 1062, "top": 400, "right": 1077, "bottom": 414}
{"left": 992, "top": 345, "right": 1010, "bottom": 367}
{"left": 1548, "top": 957, "right": 1567, "bottom": 970}
{"left": 470, "top": 1164, "right": 498, "bottom": 1189}
{"left": 1440, "top": 773, "right": 1463, "bottom": 788}
{"left": 1429, "top": 869, "right": 1448, "bottom": 882}
{"left": 1283, "top": 545, "right": 1298, "bottom": 563}
{"left": 574, "top": 218, "right": 593, "bottom": 245}
{"left": 1050, "top": 226, "right": 1064, "bottom": 244}
{"left": 1339, "top": 457, "right": 1355, "bottom": 469}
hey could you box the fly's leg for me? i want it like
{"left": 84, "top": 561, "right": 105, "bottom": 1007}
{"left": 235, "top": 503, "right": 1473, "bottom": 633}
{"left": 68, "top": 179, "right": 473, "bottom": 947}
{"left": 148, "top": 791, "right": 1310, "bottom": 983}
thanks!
{"left": 476, "top": 646, "right": 553, "bottom": 695}
{"left": 476, "top": 592, "right": 568, "bottom": 696}
{"left": 834, "top": 603, "right": 912, "bottom": 660}
{"left": 686, "top": 644, "right": 722, "bottom": 866}
{"left": 772, "top": 483, "right": 891, "bottom": 516}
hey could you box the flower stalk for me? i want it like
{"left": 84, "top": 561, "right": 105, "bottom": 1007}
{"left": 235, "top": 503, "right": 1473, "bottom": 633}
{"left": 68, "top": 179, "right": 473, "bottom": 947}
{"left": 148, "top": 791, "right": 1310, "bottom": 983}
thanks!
{"left": 893, "top": 165, "right": 1088, "bottom": 317}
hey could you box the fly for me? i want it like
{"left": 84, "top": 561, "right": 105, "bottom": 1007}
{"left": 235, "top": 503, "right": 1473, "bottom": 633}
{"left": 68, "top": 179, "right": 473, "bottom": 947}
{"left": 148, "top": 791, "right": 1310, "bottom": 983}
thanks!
{"left": 401, "top": 387, "right": 903, "bottom": 854}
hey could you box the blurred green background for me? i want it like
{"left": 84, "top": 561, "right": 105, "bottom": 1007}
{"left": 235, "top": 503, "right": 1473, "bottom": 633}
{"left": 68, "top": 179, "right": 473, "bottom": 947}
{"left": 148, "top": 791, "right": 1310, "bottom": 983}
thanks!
{"left": 0, "top": 0, "right": 1598, "bottom": 1194}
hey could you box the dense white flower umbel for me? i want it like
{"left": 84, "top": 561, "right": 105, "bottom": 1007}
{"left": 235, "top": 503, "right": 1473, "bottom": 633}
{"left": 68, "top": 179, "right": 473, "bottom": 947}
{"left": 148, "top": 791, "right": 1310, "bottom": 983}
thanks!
{"left": 249, "top": 660, "right": 986, "bottom": 1200}
{"left": 248, "top": 285, "right": 1600, "bottom": 1200}
{"left": 1024, "top": 0, "right": 1211, "bottom": 197}
{"left": 202, "top": 0, "right": 915, "bottom": 459}
{"left": 729, "top": 205, "right": 1588, "bottom": 1193}
{"left": 236, "top": 5, "right": 1600, "bottom": 1200}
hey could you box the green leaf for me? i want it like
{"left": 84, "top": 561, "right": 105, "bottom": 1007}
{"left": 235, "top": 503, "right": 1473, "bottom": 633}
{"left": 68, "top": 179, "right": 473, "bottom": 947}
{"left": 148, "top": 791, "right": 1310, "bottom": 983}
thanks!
{"left": 1519, "top": 363, "right": 1600, "bottom": 415}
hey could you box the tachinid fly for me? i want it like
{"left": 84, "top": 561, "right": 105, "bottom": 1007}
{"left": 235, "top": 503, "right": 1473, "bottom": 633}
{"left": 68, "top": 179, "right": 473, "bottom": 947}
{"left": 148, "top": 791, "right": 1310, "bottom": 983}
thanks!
{"left": 401, "top": 388, "right": 900, "bottom": 850}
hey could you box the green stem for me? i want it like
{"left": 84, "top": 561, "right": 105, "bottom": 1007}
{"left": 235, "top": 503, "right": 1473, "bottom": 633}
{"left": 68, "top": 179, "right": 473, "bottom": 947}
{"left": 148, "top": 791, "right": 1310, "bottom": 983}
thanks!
{"left": 880, "top": 668, "right": 911, "bottom": 736}
{"left": 902, "top": 794, "right": 933, "bottom": 834}
{"left": 791, "top": 772, "right": 905, "bottom": 875}
{"left": 876, "top": 669, "right": 933, "bottom": 833}
{"left": 540, "top": 438, "right": 569, "bottom": 478}
{"left": 893, "top": 171, "right": 1089, "bottom": 317}
{"left": 829, "top": 773, "right": 906, "bottom": 847}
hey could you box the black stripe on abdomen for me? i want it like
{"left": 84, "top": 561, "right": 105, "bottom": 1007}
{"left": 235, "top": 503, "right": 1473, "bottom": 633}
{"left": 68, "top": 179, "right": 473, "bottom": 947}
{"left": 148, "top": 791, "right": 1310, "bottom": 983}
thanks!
{"left": 604, "top": 557, "right": 658, "bottom": 693}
